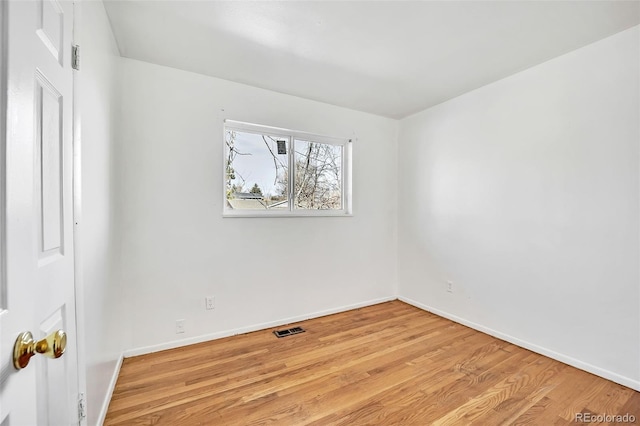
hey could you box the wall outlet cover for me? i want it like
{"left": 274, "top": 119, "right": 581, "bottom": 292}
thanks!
{"left": 205, "top": 296, "right": 215, "bottom": 310}
{"left": 176, "top": 319, "right": 185, "bottom": 334}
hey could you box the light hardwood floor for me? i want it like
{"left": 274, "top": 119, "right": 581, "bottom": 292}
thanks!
{"left": 105, "top": 301, "right": 640, "bottom": 425}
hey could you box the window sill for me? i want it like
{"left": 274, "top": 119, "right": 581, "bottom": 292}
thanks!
{"left": 222, "top": 210, "right": 353, "bottom": 218}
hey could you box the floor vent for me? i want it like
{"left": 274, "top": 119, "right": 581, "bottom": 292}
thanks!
{"left": 273, "top": 326, "right": 305, "bottom": 338}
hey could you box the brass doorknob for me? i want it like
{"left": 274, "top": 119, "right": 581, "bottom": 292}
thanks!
{"left": 13, "top": 330, "right": 67, "bottom": 370}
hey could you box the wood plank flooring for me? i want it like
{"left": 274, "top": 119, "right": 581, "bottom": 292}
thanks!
{"left": 105, "top": 301, "right": 640, "bottom": 425}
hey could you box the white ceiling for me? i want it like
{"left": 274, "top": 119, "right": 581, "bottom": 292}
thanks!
{"left": 103, "top": 1, "right": 639, "bottom": 119}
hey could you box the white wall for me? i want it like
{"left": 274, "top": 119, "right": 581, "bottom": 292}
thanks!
{"left": 398, "top": 26, "right": 640, "bottom": 390}
{"left": 77, "top": 2, "right": 124, "bottom": 424}
{"left": 115, "top": 58, "right": 398, "bottom": 354}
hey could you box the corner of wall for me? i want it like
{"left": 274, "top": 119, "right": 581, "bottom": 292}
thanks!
{"left": 392, "top": 119, "right": 401, "bottom": 298}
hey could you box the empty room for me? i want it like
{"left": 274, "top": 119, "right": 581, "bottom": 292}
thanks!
{"left": 1, "top": 0, "right": 639, "bottom": 425}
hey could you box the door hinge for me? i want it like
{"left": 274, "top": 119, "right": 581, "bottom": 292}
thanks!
{"left": 72, "top": 44, "right": 80, "bottom": 70}
{"left": 77, "top": 393, "right": 86, "bottom": 422}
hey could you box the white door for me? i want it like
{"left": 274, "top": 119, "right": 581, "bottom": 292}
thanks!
{"left": 0, "top": 0, "right": 79, "bottom": 425}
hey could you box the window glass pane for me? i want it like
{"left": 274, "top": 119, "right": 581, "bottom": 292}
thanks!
{"left": 225, "top": 129, "right": 289, "bottom": 210}
{"left": 294, "top": 140, "right": 342, "bottom": 210}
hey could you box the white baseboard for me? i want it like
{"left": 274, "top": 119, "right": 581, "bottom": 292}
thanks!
{"left": 123, "top": 296, "right": 396, "bottom": 358}
{"left": 399, "top": 296, "right": 640, "bottom": 392}
{"left": 97, "top": 354, "right": 124, "bottom": 426}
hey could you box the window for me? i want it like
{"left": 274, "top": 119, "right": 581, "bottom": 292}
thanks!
{"left": 223, "top": 120, "right": 351, "bottom": 216}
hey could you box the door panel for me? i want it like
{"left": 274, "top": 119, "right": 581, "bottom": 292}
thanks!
{"left": 36, "top": 70, "right": 64, "bottom": 257}
{"left": 37, "top": 0, "right": 64, "bottom": 65}
{"left": 36, "top": 308, "right": 68, "bottom": 426}
{"left": 0, "top": 1, "right": 79, "bottom": 425}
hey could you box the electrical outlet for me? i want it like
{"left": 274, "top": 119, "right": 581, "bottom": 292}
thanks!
{"left": 447, "top": 281, "right": 453, "bottom": 293}
{"left": 176, "top": 319, "right": 185, "bottom": 334}
{"left": 205, "top": 296, "right": 215, "bottom": 310}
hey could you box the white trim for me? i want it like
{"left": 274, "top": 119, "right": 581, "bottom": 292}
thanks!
{"left": 71, "top": 2, "right": 87, "bottom": 425}
{"left": 223, "top": 210, "right": 353, "bottom": 218}
{"left": 399, "top": 296, "right": 640, "bottom": 392}
{"left": 343, "top": 135, "right": 353, "bottom": 215}
{"left": 124, "top": 296, "right": 395, "bottom": 358}
{"left": 96, "top": 354, "right": 124, "bottom": 426}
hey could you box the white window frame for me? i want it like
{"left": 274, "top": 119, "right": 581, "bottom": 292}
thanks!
{"left": 223, "top": 120, "right": 352, "bottom": 217}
